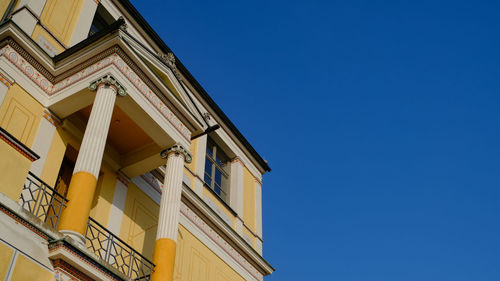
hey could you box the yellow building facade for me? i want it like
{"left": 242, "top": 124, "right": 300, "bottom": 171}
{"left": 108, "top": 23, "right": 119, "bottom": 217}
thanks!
{"left": 0, "top": 1, "right": 273, "bottom": 280}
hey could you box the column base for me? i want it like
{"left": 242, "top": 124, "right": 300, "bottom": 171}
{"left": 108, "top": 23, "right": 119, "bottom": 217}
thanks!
{"left": 60, "top": 230, "right": 86, "bottom": 246}
{"left": 151, "top": 238, "right": 176, "bottom": 281}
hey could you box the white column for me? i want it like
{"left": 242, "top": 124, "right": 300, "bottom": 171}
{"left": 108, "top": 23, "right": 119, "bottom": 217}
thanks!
{"left": 73, "top": 75, "right": 126, "bottom": 178}
{"left": 156, "top": 144, "right": 192, "bottom": 241}
{"left": 58, "top": 75, "right": 126, "bottom": 243}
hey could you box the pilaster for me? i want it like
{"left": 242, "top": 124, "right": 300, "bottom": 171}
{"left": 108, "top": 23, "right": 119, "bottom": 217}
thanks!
{"left": 230, "top": 157, "right": 244, "bottom": 226}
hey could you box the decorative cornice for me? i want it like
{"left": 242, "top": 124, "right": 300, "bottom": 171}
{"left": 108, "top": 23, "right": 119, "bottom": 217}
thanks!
{"left": 160, "top": 143, "right": 192, "bottom": 163}
{"left": 88, "top": 74, "right": 127, "bottom": 96}
{"left": 0, "top": 40, "right": 192, "bottom": 140}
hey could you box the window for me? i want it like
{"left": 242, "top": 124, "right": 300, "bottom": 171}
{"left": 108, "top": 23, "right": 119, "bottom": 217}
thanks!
{"left": 88, "top": 4, "right": 114, "bottom": 37}
{"left": 204, "top": 137, "right": 230, "bottom": 203}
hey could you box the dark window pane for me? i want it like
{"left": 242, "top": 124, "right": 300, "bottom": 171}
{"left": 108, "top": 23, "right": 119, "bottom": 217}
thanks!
{"left": 204, "top": 173, "right": 212, "bottom": 185}
{"left": 205, "top": 158, "right": 212, "bottom": 174}
{"left": 214, "top": 169, "right": 222, "bottom": 187}
{"left": 214, "top": 185, "right": 221, "bottom": 195}
{"left": 206, "top": 146, "right": 213, "bottom": 158}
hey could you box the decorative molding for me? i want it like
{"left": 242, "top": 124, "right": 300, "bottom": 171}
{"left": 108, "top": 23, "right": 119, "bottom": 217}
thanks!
{"left": 0, "top": 40, "right": 192, "bottom": 140}
{"left": 160, "top": 143, "right": 192, "bottom": 163}
{"left": 116, "top": 172, "right": 130, "bottom": 186}
{"left": 0, "top": 71, "right": 13, "bottom": 87}
{"left": 159, "top": 52, "right": 181, "bottom": 80}
{"left": 88, "top": 74, "right": 127, "bottom": 96}
{"left": 53, "top": 259, "right": 94, "bottom": 281}
{"left": 42, "top": 109, "right": 60, "bottom": 127}
{"left": 0, "top": 202, "right": 49, "bottom": 240}
{"left": 0, "top": 126, "right": 40, "bottom": 161}
{"left": 48, "top": 241, "right": 121, "bottom": 281}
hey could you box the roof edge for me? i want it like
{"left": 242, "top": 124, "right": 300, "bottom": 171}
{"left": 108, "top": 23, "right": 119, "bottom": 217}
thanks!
{"left": 116, "top": 0, "right": 271, "bottom": 172}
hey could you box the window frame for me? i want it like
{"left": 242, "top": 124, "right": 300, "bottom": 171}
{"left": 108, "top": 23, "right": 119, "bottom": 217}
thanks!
{"left": 204, "top": 138, "right": 230, "bottom": 203}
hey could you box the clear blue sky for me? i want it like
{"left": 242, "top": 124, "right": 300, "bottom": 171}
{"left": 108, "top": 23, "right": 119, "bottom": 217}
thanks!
{"left": 131, "top": 1, "right": 499, "bottom": 280}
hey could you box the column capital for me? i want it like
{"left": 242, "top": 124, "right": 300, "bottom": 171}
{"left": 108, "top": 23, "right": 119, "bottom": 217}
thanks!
{"left": 160, "top": 143, "right": 192, "bottom": 164}
{"left": 88, "top": 74, "right": 127, "bottom": 96}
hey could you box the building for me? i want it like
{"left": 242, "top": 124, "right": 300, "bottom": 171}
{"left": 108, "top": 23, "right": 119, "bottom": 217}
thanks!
{"left": 0, "top": 0, "right": 274, "bottom": 280}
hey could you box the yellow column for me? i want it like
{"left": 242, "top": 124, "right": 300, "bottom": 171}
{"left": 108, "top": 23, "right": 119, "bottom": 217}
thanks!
{"left": 152, "top": 144, "right": 192, "bottom": 281}
{"left": 58, "top": 75, "right": 126, "bottom": 244}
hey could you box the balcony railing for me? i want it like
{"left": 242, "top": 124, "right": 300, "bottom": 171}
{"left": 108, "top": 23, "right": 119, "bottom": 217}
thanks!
{"left": 86, "top": 217, "right": 155, "bottom": 280}
{"left": 19, "top": 172, "right": 68, "bottom": 229}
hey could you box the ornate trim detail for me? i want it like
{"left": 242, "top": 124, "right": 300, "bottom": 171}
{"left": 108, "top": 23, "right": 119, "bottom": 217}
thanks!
{"left": 48, "top": 241, "right": 121, "bottom": 281}
{"left": 43, "top": 109, "right": 60, "bottom": 127}
{"left": 0, "top": 71, "right": 13, "bottom": 87}
{"left": 0, "top": 41, "right": 192, "bottom": 140}
{"left": 160, "top": 143, "right": 192, "bottom": 163}
{"left": 88, "top": 74, "right": 127, "bottom": 96}
{"left": 159, "top": 52, "right": 182, "bottom": 80}
{"left": 0, "top": 127, "right": 39, "bottom": 161}
{"left": 53, "top": 259, "right": 94, "bottom": 281}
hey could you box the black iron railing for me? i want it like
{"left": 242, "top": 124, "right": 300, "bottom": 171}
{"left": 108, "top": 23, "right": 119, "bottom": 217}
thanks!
{"left": 19, "top": 172, "right": 68, "bottom": 229}
{"left": 86, "top": 217, "right": 155, "bottom": 280}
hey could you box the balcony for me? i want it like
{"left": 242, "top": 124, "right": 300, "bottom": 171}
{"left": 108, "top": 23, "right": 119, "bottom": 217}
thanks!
{"left": 86, "top": 217, "right": 154, "bottom": 280}
{"left": 20, "top": 172, "right": 68, "bottom": 229}
{"left": 19, "top": 173, "right": 154, "bottom": 280}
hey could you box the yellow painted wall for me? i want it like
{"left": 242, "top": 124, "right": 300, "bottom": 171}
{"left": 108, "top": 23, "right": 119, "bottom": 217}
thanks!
{"left": 31, "top": 25, "right": 65, "bottom": 53}
{"left": 174, "top": 225, "right": 245, "bottom": 281}
{"left": 40, "top": 127, "right": 66, "bottom": 186}
{"left": 0, "top": 138, "right": 32, "bottom": 201}
{"left": 9, "top": 253, "right": 53, "bottom": 281}
{"left": 120, "top": 183, "right": 158, "bottom": 260}
{"left": 89, "top": 164, "right": 117, "bottom": 226}
{"left": 0, "top": 242, "right": 14, "bottom": 280}
{"left": 0, "top": 84, "right": 44, "bottom": 148}
{"left": 243, "top": 167, "right": 256, "bottom": 232}
{"left": 40, "top": 0, "right": 85, "bottom": 45}
{"left": 0, "top": 0, "right": 11, "bottom": 20}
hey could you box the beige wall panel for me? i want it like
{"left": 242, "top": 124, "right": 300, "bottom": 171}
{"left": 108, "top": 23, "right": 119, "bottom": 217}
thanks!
{"left": 0, "top": 84, "right": 44, "bottom": 148}
{"left": 9, "top": 253, "right": 53, "bottom": 281}
{"left": 0, "top": 140, "right": 32, "bottom": 201}
{"left": 40, "top": 0, "right": 85, "bottom": 45}
{"left": 120, "top": 183, "right": 159, "bottom": 260}
{"left": 40, "top": 127, "right": 67, "bottom": 186}
{"left": 0, "top": 242, "right": 14, "bottom": 280}
{"left": 175, "top": 225, "right": 245, "bottom": 281}
{"left": 89, "top": 164, "right": 117, "bottom": 226}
